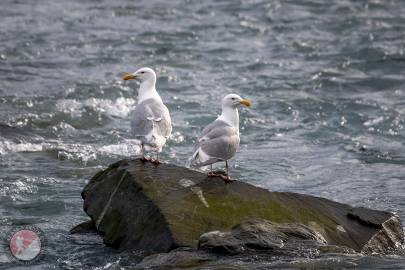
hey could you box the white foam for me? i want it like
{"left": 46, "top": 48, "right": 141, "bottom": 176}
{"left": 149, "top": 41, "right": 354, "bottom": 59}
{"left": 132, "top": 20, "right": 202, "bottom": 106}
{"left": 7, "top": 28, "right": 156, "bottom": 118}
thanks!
{"left": 0, "top": 140, "right": 45, "bottom": 155}
{"left": 0, "top": 139, "right": 140, "bottom": 165}
{"left": 0, "top": 177, "right": 39, "bottom": 201}
{"left": 98, "top": 142, "right": 140, "bottom": 157}
{"left": 364, "top": 116, "right": 384, "bottom": 127}
{"left": 56, "top": 97, "right": 135, "bottom": 118}
{"left": 171, "top": 131, "right": 184, "bottom": 143}
{"left": 51, "top": 122, "right": 76, "bottom": 133}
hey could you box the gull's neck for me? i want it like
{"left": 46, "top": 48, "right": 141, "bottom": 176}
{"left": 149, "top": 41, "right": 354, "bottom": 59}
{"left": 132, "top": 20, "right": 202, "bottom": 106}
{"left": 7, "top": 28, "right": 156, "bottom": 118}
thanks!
{"left": 137, "top": 79, "right": 162, "bottom": 104}
{"left": 217, "top": 106, "right": 239, "bottom": 132}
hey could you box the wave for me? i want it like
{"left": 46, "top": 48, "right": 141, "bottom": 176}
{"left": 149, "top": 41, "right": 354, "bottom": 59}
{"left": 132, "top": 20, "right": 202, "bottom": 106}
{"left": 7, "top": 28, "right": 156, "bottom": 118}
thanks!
{"left": 56, "top": 97, "right": 135, "bottom": 118}
{"left": 0, "top": 139, "right": 141, "bottom": 165}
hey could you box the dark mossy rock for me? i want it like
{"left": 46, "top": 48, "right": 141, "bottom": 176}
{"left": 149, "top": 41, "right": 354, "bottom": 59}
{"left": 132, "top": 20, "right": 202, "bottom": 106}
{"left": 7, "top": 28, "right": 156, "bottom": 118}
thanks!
{"left": 76, "top": 159, "right": 404, "bottom": 254}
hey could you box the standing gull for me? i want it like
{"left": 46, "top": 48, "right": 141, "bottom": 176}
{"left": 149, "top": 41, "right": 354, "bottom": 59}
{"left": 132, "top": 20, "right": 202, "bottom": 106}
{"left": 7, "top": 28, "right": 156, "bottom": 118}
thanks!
{"left": 190, "top": 94, "right": 252, "bottom": 182}
{"left": 122, "top": 67, "right": 172, "bottom": 164}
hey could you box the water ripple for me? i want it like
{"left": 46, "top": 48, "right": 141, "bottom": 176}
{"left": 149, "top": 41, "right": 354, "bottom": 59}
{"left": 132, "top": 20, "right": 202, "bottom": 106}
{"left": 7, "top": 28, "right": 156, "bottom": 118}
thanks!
{"left": 1, "top": 0, "right": 405, "bottom": 268}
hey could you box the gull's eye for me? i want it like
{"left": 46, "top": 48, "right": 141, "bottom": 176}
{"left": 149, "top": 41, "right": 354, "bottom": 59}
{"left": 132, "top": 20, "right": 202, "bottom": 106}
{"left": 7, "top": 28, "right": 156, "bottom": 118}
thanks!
{"left": 140, "top": 71, "right": 145, "bottom": 74}
{"left": 231, "top": 97, "right": 236, "bottom": 100}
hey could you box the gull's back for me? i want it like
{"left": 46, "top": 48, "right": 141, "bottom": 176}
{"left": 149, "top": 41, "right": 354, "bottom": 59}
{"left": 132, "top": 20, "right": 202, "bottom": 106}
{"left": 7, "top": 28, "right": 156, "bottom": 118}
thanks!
{"left": 191, "top": 120, "right": 240, "bottom": 166}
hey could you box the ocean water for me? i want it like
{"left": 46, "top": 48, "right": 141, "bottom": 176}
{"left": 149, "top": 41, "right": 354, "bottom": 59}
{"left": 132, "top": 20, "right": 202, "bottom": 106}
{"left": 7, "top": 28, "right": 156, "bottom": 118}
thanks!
{"left": 1, "top": 0, "right": 405, "bottom": 269}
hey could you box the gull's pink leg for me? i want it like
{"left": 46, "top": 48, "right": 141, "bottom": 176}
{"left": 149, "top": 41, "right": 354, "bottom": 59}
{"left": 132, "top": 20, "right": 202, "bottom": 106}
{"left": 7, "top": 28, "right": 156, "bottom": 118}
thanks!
{"left": 220, "top": 160, "right": 234, "bottom": 183}
{"left": 140, "top": 143, "right": 151, "bottom": 162}
{"left": 151, "top": 150, "right": 162, "bottom": 165}
{"left": 207, "top": 164, "right": 218, "bottom": 177}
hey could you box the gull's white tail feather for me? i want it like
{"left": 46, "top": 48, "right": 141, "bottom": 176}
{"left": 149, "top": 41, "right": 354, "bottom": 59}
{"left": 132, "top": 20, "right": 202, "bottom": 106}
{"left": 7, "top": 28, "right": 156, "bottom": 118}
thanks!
{"left": 190, "top": 147, "right": 221, "bottom": 167}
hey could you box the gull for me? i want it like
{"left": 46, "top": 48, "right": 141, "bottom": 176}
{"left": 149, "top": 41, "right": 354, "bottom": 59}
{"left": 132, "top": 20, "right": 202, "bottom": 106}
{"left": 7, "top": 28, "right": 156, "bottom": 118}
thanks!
{"left": 190, "top": 94, "right": 252, "bottom": 182}
{"left": 122, "top": 67, "right": 172, "bottom": 164}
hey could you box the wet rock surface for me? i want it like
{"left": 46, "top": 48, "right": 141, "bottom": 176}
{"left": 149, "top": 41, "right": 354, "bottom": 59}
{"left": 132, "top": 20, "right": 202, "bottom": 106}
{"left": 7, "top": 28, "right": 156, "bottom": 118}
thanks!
{"left": 73, "top": 159, "right": 404, "bottom": 256}
{"left": 134, "top": 248, "right": 214, "bottom": 270}
{"left": 198, "top": 219, "right": 326, "bottom": 255}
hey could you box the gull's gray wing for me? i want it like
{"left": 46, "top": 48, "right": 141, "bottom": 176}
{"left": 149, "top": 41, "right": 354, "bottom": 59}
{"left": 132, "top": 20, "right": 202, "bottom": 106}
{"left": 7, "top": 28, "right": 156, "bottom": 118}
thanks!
{"left": 191, "top": 120, "right": 240, "bottom": 166}
{"left": 191, "top": 120, "right": 223, "bottom": 154}
{"left": 131, "top": 98, "right": 172, "bottom": 148}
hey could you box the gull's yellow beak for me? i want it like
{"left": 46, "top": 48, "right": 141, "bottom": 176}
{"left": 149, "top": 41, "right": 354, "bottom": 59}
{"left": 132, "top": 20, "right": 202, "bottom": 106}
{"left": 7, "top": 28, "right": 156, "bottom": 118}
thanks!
{"left": 240, "top": 99, "right": 252, "bottom": 107}
{"left": 122, "top": 73, "right": 135, "bottom": 80}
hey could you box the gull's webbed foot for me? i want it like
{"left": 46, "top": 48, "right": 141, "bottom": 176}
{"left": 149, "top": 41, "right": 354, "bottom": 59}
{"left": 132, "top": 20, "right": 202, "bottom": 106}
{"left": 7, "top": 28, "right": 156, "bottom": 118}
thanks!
{"left": 140, "top": 156, "right": 152, "bottom": 162}
{"left": 207, "top": 171, "right": 222, "bottom": 177}
{"left": 219, "top": 174, "right": 235, "bottom": 184}
{"left": 151, "top": 159, "right": 162, "bottom": 165}
{"left": 207, "top": 171, "right": 234, "bottom": 183}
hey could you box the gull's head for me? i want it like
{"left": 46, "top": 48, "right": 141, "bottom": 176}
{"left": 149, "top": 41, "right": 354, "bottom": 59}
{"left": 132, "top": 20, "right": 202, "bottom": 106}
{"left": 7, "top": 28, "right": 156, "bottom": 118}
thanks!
{"left": 222, "top": 94, "right": 252, "bottom": 109}
{"left": 122, "top": 67, "right": 156, "bottom": 84}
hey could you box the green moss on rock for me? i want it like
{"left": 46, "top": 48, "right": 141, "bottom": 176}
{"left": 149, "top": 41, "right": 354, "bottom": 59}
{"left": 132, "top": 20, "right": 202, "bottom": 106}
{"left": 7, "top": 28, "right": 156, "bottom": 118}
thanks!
{"left": 79, "top": 159, "right": 403, "bottom": 253}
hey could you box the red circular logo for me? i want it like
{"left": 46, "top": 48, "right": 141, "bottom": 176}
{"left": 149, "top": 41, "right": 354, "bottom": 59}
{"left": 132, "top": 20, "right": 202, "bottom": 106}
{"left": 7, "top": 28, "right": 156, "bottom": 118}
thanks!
{"left": 9, "top": 230, "right": 41, "bottom": 261}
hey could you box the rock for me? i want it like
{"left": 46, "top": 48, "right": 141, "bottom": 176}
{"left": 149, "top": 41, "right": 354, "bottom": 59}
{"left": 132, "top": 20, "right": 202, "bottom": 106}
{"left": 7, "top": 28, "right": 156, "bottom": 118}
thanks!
{"left": 361, "top": 215, "right": 404, "bottom": 253}
{"left": 318, "top": 245, "right": 356, "bottom": 254}
{"left": 348, "top": 207, "right": 392, "bottom": 227}
{"left": 199, "top": 231, "right": 247, "bottom": 255}
{"left": 70, "top": 220, "right": 96, "bottom": 234}
{"left": 77, "top": 159, "right": 404, "bottom": 254}
{"left": 198, "top": 219, "right": 326, "bottom": 255}
{"left": 134, "top": 247, "right": 214, "bottom": 269}
{"left": 347, "top": 207, "right": 404, "bottom": 253}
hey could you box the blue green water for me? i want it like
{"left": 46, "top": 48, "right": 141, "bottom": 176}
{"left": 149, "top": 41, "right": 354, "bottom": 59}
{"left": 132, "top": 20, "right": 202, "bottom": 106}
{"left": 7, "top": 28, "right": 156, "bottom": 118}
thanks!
{"left": 1, "top": 0, "right": 405, "bottom": 268}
